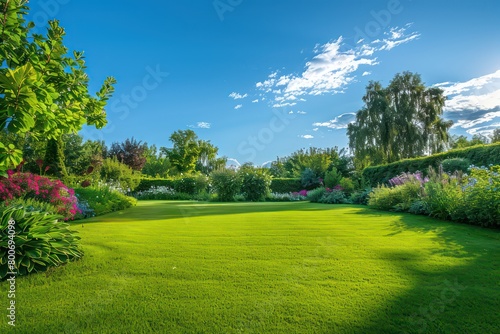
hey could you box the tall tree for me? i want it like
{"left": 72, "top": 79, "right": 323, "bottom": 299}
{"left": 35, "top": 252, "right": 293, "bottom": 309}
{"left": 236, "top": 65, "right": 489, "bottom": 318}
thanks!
{"left": 162, "top": 130, "right": 200, "bottom": 174}
{"left": 108, "top": 138, "right": 147, "bottom": 171}
{"left": 491, "top": 129, "right": 500, "bottom": 143}
{"left": 348, "top": 72, "right": 452, "bottom": 168}
{"left": 0, "top": 1, "right": 115, "bottom": 173}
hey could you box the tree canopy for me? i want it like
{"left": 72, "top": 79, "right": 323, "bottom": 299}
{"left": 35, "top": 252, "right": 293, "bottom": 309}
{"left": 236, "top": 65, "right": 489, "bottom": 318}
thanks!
{"left": 0, "top": 0, "right": 115, "bottom": 173}
{"left": 347, "top": 72, "right": 452, "bottom": 168}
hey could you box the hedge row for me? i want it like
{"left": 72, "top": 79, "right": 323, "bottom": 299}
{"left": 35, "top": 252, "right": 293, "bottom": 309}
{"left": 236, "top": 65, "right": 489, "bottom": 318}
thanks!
{"left": 270, "top": 178, "right": 302, "bottom": 193}
{"left": 362, "top": 143, "right": 500, "bottom": 186}
{"left": 135, "top": 177, "right": 208, "bottom": 195}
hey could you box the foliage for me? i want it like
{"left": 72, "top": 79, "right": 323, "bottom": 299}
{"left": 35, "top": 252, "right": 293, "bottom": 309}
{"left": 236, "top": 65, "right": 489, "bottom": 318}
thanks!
{"left": 270, "top": 178, "right": 302, "bottom": 193}
{"left": 306, "top": 187, "right": 326, "bottom": 202}
{"left": 266, "top": 192, "right": 307, "bottom": 202}
{"left": 1, "top": 198, "right": 58, "bottom": 216}
{"left": 462, "top": 166, "right": 500, "bottom": 227}
{"left": 74, "top": 185, "right": 136, "bottom": 217}
{"left": 0, "top": 1, "right": 115, "bottom": 172}
{"left": 368, "top": 178, "right": 423, "bottom": 211}
{"left": 142, "top": 144, "right": 171, "bottom": 178}
{"left": 135, "top": 179, "right": 176, "bottom": 192}
{"left": 339, "top": 177, "right": 356, "bottom": 195}
{"left": 162, "top": 130, "right": 225, "bottom": 175}
{"left": 318, "top": 190, "right": 348, "bottom": 204}
{"left": 349, "top": 188, "right": 372, "bottom": 205}
{"left": 0, "top": 205, "right": 83, "bottom": 279}
{"left": 450, "top": 134, "right": 490, "bottom": 149}
{"left": 423, "top": 171, "right": 465, "bottom": 221}
{"left": 43, "top": 137, "right": 68, "bottom": 178}
{"left": 238, "top": 165, "right": 272, "bottom": 201}
{"left": 108, "top": 138, "right": 147, "bottom": 171}
{"left": 324, "top": 167, "right": 342, "bottom": 188}
{"left": 300, "top": 168, "right": 321, "bottom": 189}
{"left": 100, "top": 158, "right": 141, "bottom": 192}
{"left": 441, "top": 158, "right": 471, "bottom": 174}
{"left": 210, "top": 169, "right": 241, "bottom": 202}
{"left": 348, "top": 72, "right": 452, "bottom": 168}
{"left": 0, "top": 171, "right": 79, "bottom": 219}
{"left": 362, "top": 143, "right": 500, "bottom": 186}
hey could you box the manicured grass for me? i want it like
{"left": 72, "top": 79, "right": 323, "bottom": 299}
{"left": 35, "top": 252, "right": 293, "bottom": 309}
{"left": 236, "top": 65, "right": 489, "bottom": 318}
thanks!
{"left": 2, "top": 201, "right": 499, "bottom": 333}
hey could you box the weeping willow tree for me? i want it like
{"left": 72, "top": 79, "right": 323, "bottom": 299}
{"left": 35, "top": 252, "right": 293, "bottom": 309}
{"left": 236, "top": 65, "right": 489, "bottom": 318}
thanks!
{"left": 347, "top": 72, "right": 453, "bottom": 169}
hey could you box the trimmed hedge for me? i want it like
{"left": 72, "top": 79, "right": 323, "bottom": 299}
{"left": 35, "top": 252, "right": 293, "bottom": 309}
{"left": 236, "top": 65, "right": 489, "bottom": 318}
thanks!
{"left": 363, "top": 143, "right": 500, "bottom": 186}
{"left": 135, "top": 177, "right": 208, "bottom": 195}
{"left": 270, "top": 178, "right": 302, "bottom": 193}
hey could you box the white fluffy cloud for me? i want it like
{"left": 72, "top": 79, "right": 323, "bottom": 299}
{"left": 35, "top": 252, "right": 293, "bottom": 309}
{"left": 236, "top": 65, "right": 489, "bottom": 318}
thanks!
{"left": 300, "top": 135, "right": 314, "bottom": 139}
{"left": 188, "top": 122, "right": 211, "bottom": 129}
{"left": 436, "top": 70, "right": 500, "bottom": 136}
{"left": 256, "top": 25, "right": 419, "bottom": 106}
{"left": 313, "top": 113, "right": 356, "bottom": 130}
{"left": 229, "top": 92, "right": 248, "bottom": 100}
{"left": 234, "top": 104, "right": 243, "bottom": 110}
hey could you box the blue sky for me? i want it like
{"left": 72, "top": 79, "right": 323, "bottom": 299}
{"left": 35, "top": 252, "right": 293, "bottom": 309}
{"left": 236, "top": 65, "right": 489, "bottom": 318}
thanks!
{"left": 26, "top": 0, "right": 500, "bottom": 166}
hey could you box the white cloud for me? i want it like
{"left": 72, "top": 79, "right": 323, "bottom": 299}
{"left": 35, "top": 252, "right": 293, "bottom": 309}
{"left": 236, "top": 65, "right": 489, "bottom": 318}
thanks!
{"left": 436, "top": 70, "right": 500, "bottom": 136}
{"left": 313, "top": 113, "right": 356, "bottom": 130}
{"left": 300, "top": 135, "right": 314, "bottom": 139}
{"left": 256, "top": 25, "right": 420, "bottom": 105}
{"left": 234, "top": 104, "right": 243, "bottom": 110}
{"left": 229, "top": 92, "right": 248, "bottom": 100}
{"left": 312, "top": 128, "right": 319, "bottom": 131}
{"left": 296, "top": 111, "right": 307, "bottom": 115}
{"left": 188, "top": 122, "right": 211, "bottom": 129}
{"left": 252, "top": 99, "right": 259, "bottom": 103}
{"left": 362, "top": 71, "right": 371, "bottom": 76}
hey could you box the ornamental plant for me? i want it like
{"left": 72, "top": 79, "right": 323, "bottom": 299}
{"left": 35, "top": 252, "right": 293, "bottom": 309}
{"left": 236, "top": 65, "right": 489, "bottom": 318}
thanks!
{"left": 0, "top": 171, "right": 79, "bottom": 220}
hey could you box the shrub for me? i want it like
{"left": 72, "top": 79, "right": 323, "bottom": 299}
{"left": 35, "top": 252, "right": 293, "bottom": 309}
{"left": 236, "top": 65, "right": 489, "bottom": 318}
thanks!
{"left": 324, "top": 168, "right": 342, "bottom": 188}
{"left": 135, "top": 179, "right": 175, "bottom": 192}
{"left": 100, "top": 158, "right": 141, "bottom": 192}
{"left": 349, "top": 188, "right": 372, "bottom": 205}
{"left": 74, "top": 185, "right": 137, "bottom": 217}
{"left": 408, "top": 200, "right": 430, "bottom": 215}
{"left": 368, "top": 179, "right": 422, "bottom": 211}
{"left": 306, "top": 187, "right": 327, "bottom": 202}
{"left": 0, "top": 205, "right": 83, "bottom": 279}
{"left": 0, "top": 171, "right": 79, "bottom": 220}
{"left": 301, "top": 168, "right": 321, "bottom": 189}
{"left": 339, "top": 178, "right": 356, "bottom": 195}
{"left": 462, "top": 166, "right": 500, "bottom": 227}
{"left": 362, "top": 143, "right": 500, "bottom": 186}
{"left": 319, "top": 190, "right": 348, "bottom": 204}
{"left": 267, "top": 192, "right": 307, "bottom": 202}
{"left": 441, "top": 158, "right": 471, "bottom": 174}
{"left": 270, "top": 178, "right": 302, "bottom": 193}
{"left": 238, "top": 168, "right": 272, "bottom": 201}
{"left": 210, "top": 170, "right": 241, "bottom": 202}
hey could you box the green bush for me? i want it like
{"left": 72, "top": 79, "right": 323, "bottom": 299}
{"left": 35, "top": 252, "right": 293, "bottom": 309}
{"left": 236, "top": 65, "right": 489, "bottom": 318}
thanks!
{"left": 306, "top": 187, "right": 327, "bottom": 202}
{"left": 301, "top": 168, "right": 321, "bottom": 189}
{"left": 74, "top": 186, "right": 137, "bottom": 217}
{"left": 100, "top": 158, "right": 141, "bottom": 192}
{"left": 324, "top": 168, "right": 342, "bottom": 188}
{"left": 319, "top": 190, "right": 348, "bottom": 204}
{"left": 424, "top": 179, "right": 465, "bottom": 221}
{"left": 462, "top": 166, "right": 500, "bottom": 227}
{"left": 0, "top": 205, "right": 83, "bottom": 279}
{"left": 238, "top": 168, "right": 272, "bottom": 201}
{"left": 368, "top": 180, "right": 422, "bottom": 211}
{"left": 349, "top": 188, "right": 372, "bottom": 205}
{"left": 339, "top": 177, "right": 356, "bottom": 195}
{"left": 362, "top": 143, "right": 500, "bottom": 186}
{"left": 270, "top": 178, "right": 302, "bottom": 193}
{"left": 135, "top": 179, "right": 175, "bottom": 192}
{"left": 210, "top": 170, "right": 241, "bottom": 202}
{"left": 441, "top": 158, "right": 471, "bottom": 174}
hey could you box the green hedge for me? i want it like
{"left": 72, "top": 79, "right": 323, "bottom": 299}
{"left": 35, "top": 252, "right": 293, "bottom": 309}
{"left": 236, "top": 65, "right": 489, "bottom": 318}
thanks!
{"left": 135, "top": 177, "right": 208, "bottom": 195}
{"left": 270, "top": 178, "right": 302, "bottom": 193}
{"left": 362, "top": 143, "right": 500, "bottom": 186}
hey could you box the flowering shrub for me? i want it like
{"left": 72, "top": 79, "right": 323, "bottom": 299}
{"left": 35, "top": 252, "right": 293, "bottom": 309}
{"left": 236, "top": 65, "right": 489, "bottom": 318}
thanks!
{"left": 389, "top": 171, "right": 429, "bottom": 187}
{"left": 0, "top": 171, "right": 79, "bottom": 220}
{"left": 267, "top": 192, "right": 307, "bottom": 202}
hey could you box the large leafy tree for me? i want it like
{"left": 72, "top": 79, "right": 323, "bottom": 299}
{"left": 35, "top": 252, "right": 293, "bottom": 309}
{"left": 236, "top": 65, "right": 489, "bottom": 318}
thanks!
{"left": 0, "top": 1, "right": 115, "bottom": 173}
{"left": 162, "top": 130, "right": 225, "bottom": 175}
{"left": 108, "top": 138, "right": 147, "bottom": 171}
{"left": 348, "top": 72, "right": 452, "bottom": 168}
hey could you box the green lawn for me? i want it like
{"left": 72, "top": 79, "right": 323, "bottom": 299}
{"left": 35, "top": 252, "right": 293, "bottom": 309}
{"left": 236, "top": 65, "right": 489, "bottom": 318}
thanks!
{"left": 2, "top": 201, "right": 499, "bottom": 333}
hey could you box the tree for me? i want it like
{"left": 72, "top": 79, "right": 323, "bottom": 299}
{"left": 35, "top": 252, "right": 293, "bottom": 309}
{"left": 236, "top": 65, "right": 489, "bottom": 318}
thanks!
{"left": 491, "top": 128, "right": 500, "bottom": 143}
{"left": 142, "top": 144, "right": 171, "bottom": 178}
{"left": 44, "top": 137, "right": 68, "bottom": 177}
{"left": 0, "top": 1, "right": 115, "bottom": 173}
{"left": 108, "top": 138, "right": 147, "bottom": 171}
{"left": 450, "top": 134, "right": 489, "bottom": 149}
{"left": 348, "top": 72, "right": 452, "bottom": 168}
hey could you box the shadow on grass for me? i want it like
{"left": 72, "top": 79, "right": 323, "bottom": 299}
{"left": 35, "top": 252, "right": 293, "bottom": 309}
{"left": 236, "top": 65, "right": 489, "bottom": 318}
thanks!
{"left": 344, "top": 209, "right": 500, "bottom": 333}
{"left": 73, "top": 201, "right": 338, "bottom": 225}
